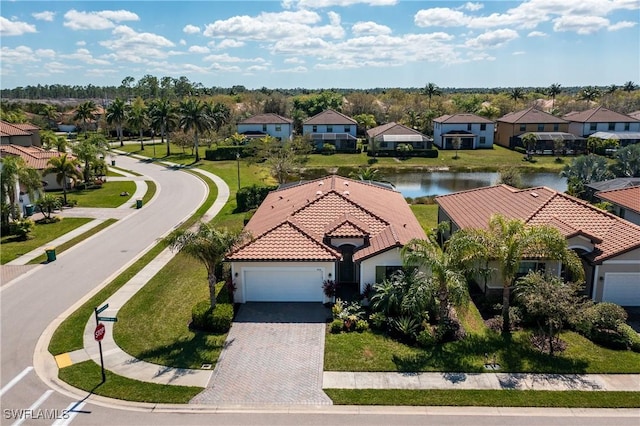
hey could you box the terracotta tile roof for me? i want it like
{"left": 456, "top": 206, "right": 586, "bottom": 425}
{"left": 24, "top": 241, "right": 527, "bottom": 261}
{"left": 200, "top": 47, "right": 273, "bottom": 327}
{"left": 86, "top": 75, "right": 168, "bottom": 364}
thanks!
{"left": 498, "top": 107, "right": 567, "bottom": 124}
{"left": 563, "top": 106, "right": 640, "bottom": 123}
{"left": 436, "top": 185, "right": 640, "bottom": 262}
{"left": 596, "top": 186, "right": 640, "bottom": 214}
{"left": 11, "top": 122, "right": 40, "bottom": 131}
{"left": 0, "top": 121, "right": 33, "bottom": 137}
{"left": 238, "top": 113, "right": 293, "bottom": 124}
{"left": 0, "top": 144, "right": 74, "bottom": 170}
{"left": 303, "top": 109, "right": 356, "bottom": 125}
{"left": 366, "top": 122, "right": 425, "bottom": 138}
{"left": 629, "top": 111, "right": 640, "bottom": 120}
{"left": 433, "top": 113, "right": 494, "bottom": 124}
{"left": 229, "top": 175, "right": 426, "bottom": 262}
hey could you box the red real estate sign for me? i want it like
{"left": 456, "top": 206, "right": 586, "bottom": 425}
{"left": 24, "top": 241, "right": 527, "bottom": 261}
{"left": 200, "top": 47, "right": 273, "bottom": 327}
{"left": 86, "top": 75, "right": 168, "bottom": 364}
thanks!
{"left": 94, "top": 323, "right": 106, "bottom": 341}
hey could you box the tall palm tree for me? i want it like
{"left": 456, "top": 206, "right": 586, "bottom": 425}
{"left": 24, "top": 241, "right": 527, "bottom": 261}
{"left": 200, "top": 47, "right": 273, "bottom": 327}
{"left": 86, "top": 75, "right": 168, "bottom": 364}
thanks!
{"left": 106, "top": 98, "right": 128, "bottom": 147}
{"left": 149, "top": 98, "right": 177, "bottom": 156}
{"left": 422, "top": 82, "right": 442, "bottom": 110}
{"left": 623, "top": 81, "right": 637, "bottom": 93}
{"left": 72, "top": 133, "right": 109, "bottom": 183}
{"left": 166, "top": 223, "right": 247, "bottom": 308}
{"left": 447, "top": 214, "right": 584, "bottom": 335}
{"left": 401, "top": 229, "right": 469, "bottom": 338}
{"left": 179, "top": 98, "right": 212, "bottom": 162}
{"left": 547, "top": 83, "right": 562, "bottom": 111}
{"left": 579, "top": 86, "right": 601, "bottom": 107}
{"left": 521, "top": 132, "right": 538, "bottom": 159}
{"left": 509, "top": 87, "right": 524, "bottom": 109}
{"left": 207, "top": 102, "right": 231, "bottom": 133}
{"left": 73, "top": 100, "right": 97, "bottom": 136}
{"left": 42, "top": 154, "right": 82, "bottom": 206}
{"left": 127, "top": 97, "right": 148, "bottom": 150}
{"left": 0, "top": 156, "right": 42, "bottom": 223}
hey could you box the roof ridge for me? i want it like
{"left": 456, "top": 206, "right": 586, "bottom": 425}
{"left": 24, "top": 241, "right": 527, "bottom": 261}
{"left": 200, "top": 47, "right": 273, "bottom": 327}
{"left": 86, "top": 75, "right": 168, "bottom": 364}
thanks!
{"left": 284, "top": 219, "right": 341, "bottom": 258}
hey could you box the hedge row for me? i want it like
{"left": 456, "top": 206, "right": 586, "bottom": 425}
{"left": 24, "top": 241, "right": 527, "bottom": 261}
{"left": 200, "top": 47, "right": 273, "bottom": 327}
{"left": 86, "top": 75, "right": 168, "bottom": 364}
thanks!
{"left": 204, "top": 146, "right": 251, "bottom": 161}
{"left": 236, "top": 184, "right": 278, "bottom": 213}
{"left": 368, "top": 149, "right": 439, "bottom": 158}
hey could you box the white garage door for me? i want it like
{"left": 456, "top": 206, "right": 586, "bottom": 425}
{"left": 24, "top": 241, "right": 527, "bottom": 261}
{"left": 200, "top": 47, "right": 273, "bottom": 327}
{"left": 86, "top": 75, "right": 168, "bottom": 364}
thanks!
{"left": 603, "top": 273, "right": 640, "bottom": 306}
{"left": 244, "top": 268, "right": 324, "bottom": 302}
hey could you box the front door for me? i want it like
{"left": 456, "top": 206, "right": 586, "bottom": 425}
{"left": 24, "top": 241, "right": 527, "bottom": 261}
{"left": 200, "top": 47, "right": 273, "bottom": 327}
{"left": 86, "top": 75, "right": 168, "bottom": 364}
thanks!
{"left": 338, "top": 244, "right": 355, "bottom": 283}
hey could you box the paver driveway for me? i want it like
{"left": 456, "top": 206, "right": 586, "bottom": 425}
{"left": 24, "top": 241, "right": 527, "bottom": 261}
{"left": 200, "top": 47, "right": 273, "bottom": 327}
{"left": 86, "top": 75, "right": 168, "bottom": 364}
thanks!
{"left": 190, "top": 303, "right": 333, "bottom": 406}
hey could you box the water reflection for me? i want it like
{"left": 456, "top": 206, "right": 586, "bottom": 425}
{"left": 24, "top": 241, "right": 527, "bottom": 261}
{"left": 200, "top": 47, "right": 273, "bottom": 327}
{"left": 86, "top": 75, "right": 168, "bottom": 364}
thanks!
{"left": 386, "top": 172, "right": 567, "bottom": 198}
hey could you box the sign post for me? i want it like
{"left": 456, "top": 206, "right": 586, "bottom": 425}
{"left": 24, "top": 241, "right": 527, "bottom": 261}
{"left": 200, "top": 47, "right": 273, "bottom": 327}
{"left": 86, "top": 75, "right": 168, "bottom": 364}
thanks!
{"left": 94, "top": 304, "right": 116, "bottom": 383}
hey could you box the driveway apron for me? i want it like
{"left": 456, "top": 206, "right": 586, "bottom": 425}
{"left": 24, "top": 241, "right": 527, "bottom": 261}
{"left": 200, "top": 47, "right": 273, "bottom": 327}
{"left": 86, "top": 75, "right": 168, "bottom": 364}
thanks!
{"left": 190, "top": 303, "right": 333, "bottom": 406}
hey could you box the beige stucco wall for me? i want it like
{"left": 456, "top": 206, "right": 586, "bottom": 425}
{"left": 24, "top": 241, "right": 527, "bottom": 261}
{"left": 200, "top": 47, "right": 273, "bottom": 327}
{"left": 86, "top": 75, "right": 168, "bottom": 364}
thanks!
{"left": 359, "top": 248, "right": 403, "bottom": 291}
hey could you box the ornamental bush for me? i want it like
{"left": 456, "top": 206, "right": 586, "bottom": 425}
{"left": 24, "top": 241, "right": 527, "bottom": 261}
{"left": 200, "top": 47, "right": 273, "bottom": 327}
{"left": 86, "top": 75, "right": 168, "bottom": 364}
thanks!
{"left": 191, "top": 301, "right": 234, "bottom": 333}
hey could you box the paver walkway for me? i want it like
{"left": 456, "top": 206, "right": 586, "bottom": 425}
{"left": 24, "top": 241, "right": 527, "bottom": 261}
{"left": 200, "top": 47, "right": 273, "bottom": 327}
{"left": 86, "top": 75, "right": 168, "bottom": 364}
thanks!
{"left": 190, "top": 303, "right": 333, "bottom": 405}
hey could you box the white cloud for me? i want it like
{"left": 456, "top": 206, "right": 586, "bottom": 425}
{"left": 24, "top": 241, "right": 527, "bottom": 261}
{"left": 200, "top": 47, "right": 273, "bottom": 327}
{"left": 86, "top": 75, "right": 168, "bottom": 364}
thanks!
{"left": 183, "top": 24, "right": 200, "bottom": 34}
{"left": 61, "top": 48, "right": 111, "bottom": 65}
{"left": 608, "top": 21, "right": 637, "bottom": 31}
{"left": 552, "top": 15, "right": 609, "bottom": 34}
{"left": 328, "top": 11, "right": 341, "bottom": 26}
{"left": 282, "top": 0, "right": 397, "bottom": 8}
{"left": 180, "top": 39, "right": 187, "bottom": 46}
{"left": 76, "top": 40, "right": 86, "bottom": 46}
{"left": 99, "top": 25, "right": 175, "bottom": 62}
{"left": 414, "top": 8, "right": 469, "bottom": 27}
{"left": 203, "top": 53, "right": 266, "bottom": 63}
{"left": 512, "top": 51, "right": 525, "bottom": 55}
{"left": 63, "top": 9, "right": 139, "bottom": 31}
{"left": 464, "top": 28, "right": 519, "bottom": 49}
{"left": 276, "top": 65, "right": 308, "bottom": 73}
{"left": 188, "top": 45, "right": 210, "bottom": 54}
{"left": 0, "top": 17, "right": 37, "bottom": 36}
{"left": 246, "top": 65, "right": 269, "bottom": 72}
{"left": 35, "top": 49, "right": 56, "bottom": 59}
{"left": 216, "top": 39, "right": 245, "bottom": 49}
{"left": 462, "top": 2, "right": 484, "bottom": 12}
{"left": 0, "top": 46, "right": 39, "bottom": 63}
{"left": 527, "top": 31, "right": 547, "bottom": 37}
{"left": 32, "top": 11, "right": 55, "bottom": 22}
{"left": 284, "top": 57, "right": 305, "bottom": 64}
{"left": 352, "top": 21, "right": 392, "bottom": 35}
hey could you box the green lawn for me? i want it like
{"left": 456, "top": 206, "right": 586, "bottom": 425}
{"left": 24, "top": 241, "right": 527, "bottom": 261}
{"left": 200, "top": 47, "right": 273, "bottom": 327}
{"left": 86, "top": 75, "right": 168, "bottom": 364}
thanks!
{"left": 325, "top": 389, "right": 640, "bottom": 408}
{"left": 1, "top": 218, "right": 91, "bottom": 264}
{"left": 114, "top": 253, "right": 228, "bottom": 369}
{"left": 409, "top": 204, "right": 439, "bottom": 232}
{"left": 49, "top": 181, "right": 136, "bottom": 208}
{"left": 324, "top": 328, "right": 640, "bottom": 374}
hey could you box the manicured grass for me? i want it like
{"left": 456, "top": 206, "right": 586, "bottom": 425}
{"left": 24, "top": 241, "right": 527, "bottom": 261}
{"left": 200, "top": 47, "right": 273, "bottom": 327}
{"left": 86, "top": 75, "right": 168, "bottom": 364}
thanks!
{"left": 109, "top": 164, "right": 143, "bottom": 176}
{"left": 49, "top": 181, "right": 136, "bottom": 208}
{"left": 409, "top": 204, "right": 439, "bottom": 232}
{"left": 59, "top": 361, "right": 201, "bottom": 403}
{"left": 325, "top": 389, "right": 640, "bottom": 408}
{"left": 324, "top": 329, "right": 640, "bottom": 374}
{"left": 114, "top": 254, "right": 228, "bottom": 369}
{"left": 1, "top": 218, "right": 91, "bottom": 264}
{"left": 140, "top": 180, "right": 157, "bottom": 206}
{"left": 28, "top": 219, "right": 117, "bottom": 264}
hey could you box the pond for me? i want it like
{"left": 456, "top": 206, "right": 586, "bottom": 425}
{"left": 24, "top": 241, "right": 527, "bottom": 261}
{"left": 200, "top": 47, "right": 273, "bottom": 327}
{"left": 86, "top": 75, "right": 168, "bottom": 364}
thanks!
{"left": 385, "top": 172, "right": 567, "bottom": 198}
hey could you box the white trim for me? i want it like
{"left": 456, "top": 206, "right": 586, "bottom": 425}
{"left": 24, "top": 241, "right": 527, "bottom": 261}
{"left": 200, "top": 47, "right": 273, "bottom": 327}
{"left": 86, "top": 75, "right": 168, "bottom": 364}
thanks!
{"left": 602, "top": 260, "right": 640, "bottom": 265}
{"left": 592, "top": 264, "right": 600, "bottom": 301}
{"left": 241, "top": 266, "right": 327, "bottom": 303}
{"left": 568, "top": 244, "right": 593, "bottom": 252}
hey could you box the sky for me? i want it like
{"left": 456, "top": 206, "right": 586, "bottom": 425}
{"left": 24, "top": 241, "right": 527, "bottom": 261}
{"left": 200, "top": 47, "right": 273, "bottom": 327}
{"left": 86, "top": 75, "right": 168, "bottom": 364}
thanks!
{"left": 1, "top": 0, "right": 639, "bottom": 90}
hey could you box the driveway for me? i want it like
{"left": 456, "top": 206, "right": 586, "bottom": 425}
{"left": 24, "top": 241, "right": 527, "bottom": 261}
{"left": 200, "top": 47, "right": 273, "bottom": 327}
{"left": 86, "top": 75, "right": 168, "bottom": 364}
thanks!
{"left": 190, "top": 303, "right": 333, "bottom": 406}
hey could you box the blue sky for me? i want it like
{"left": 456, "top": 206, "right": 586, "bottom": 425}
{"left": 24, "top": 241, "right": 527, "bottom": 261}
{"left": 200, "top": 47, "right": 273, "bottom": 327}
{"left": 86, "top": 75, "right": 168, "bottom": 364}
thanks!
{"left": 1, "top": 0, "right": 639, "bottom": 90}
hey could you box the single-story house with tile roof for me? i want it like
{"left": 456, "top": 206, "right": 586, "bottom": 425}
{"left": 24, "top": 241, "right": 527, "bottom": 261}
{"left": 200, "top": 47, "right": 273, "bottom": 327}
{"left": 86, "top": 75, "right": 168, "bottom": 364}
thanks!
{"left": 237, "top": 113, "right": 293, "bottom": 141}
{"left": 226, "top": 175, "right": 427, "bottom": 303}
{"left": 0, "top": 121, "right": 41, "bottom": 147}
{"left": 366, "top": 122, "right": 432, "bottom": 155}
{"left": 303, "top": 109, "right": 358, "bottom": 152}
{"left": 436, "top": 184, "right": 640, "bottom": 306}
{"left": 564, "top": 106, "right": 640, "bottom": 139}
{"left": 495, "top": 108, "right": 570, "bottom": 150}
{"left": 595, "top": 186, "right": 640, "bottom": 226}
{"left": 433, "top": 113, "right": 495, "bottom": 150}
{"left": 0, "top": 144, "right": 77, "bottom": 191}
{"left": 584, "top": 178, "right": 640, "bottom": 202}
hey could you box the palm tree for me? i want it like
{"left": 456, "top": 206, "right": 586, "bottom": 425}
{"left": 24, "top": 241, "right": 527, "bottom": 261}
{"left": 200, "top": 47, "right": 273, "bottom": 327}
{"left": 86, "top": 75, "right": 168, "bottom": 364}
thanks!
{"left": 149, "top": 98, "right": 177, "bottom": 156}
{"left": 561, "top": 154, "right": 614, "bottom": 196}
{"left": 521, "top": 132, "right": 538, "bottom": 160}
{"left": 447, "top": 214, "right": 584, "bottom": 335}
{"left": 509, "top": 87, "right": 524, "bottom": 109}
{"left": 422, "top": 82, "right": 442, "bottom": 110}
{"left": 179, "top": 98, "right": 212, "bottom": 162}
{"left": 579, "top": 86, "right": 601, "bottom": 106}
{"left": 72, "top": 133, "right": 109, "bottom": 183}
{"left": 623, "top": 81, "right": 637, "bottom": 93}
{"left": 42, "top": 154, "right": 82, "bottom": 205}
{"left": 207, "top": 102, "right": 231, "bottom": 133}
{"left": 127, "top": 97, "right": 148, "bottom": 150}
{"left": 401, "top": 229, "right": 469, "bottom": 339}
{"left": 166, "top": 223, "right": 247, "bottom": 308}
{"left": 106, "top": 98, "right": 128, "bottom": 147}
{"left": 0, "top": 156, "right": 42, "bottom": 223}
{"left": 547, "top": 83, "right": 562, "bottom": 111}
{"left": 349, "top": 167, "right": 381, "bottom": 181}
{"left": 73, "top": 100, "right": 97, "bottom": 136}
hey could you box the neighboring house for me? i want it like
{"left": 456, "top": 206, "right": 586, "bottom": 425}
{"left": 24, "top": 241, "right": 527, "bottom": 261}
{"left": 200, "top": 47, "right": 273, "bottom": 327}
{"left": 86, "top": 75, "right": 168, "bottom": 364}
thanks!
{"left": 584, "top": 178, "right": 640, "bottom": 202}
{"left": 0, "top": 144, "right": 76, "bottom": 191}
{"left": 628, "top": 111, "right": 640, "bottom": 121}
{"left": 366, "top": 122, "right": 432, "bottom": 155}
{"left": 595, "top": 186, "right": 640, "bottom": 226}
{"left": 302, "top": 109, "right": 358, "bottom": 152}
{"left": 495, "top": 108, "right": 570, "bottom": 150}
{"left": 237, "top": 113, "right": 293, "bottom": 141}
{"left": 436, "top": 184, "right": 640, "bottom": 306}
{"left": 563, "top": 106, "right": 640, "bottom": 140}
{"left": 0, "top": 120, "right": 41, "bottom": 147}
{"left": 432, "top": 113, "right": 495, "bottom": 150}
{"left": 227, "top": 175, "right": 426, "bottom": 303}
{"left": 585, "top": 131, "right": 640, "bottom": 147}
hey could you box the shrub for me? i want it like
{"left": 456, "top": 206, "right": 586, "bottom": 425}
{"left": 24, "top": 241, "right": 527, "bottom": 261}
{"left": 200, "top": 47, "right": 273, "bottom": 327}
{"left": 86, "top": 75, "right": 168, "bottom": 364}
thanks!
{"left": 355, "top": 319, "right": 369, "bottom": 333}
{"left": 332, "top": 298, "right": 345, "bottom": 319}
{"left": 514, "top": 146, "right": 527, "bottom": 154}
{"left": 330, "top": 319, "right": 343, "bottom": 333}
{"left": 235, "top": 184, "right": 278, "bottom": 213}
{"left": 417, "top": 327, "right": 436, "bottom": 348}
{"left": 391, "top": 316, "right": 420, "bottom": 342}
{"left": 590, "top": 328, "right": 628, "bottom": 350}
{"left": 618, "top": 324, "right": 640, "bottom": 352}
{"left": 13, "top": 218, "right": 34, "bottom": 240}
{"left": 204, "top": 146, "right": 250, "bottom": 161}
{"left": 321, "top": 143, "right": 336, "bottom": 155}
{"left": 191, "top": 301, "right": 234, "bottom": 333}
{"left": 323, "top": 279, "right": 339, "bottom": 299}
{"left": 592, "top": 302, "right": 628, "bottom": 331}
{"left": 369, "top": 312, "right": 387, "bottom": 330}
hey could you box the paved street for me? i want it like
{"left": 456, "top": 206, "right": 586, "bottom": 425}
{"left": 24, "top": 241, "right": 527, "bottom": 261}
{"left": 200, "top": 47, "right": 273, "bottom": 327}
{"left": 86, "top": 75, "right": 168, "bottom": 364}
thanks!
{"left": 191, "top": 303, "right": 333, "bottom": 406}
